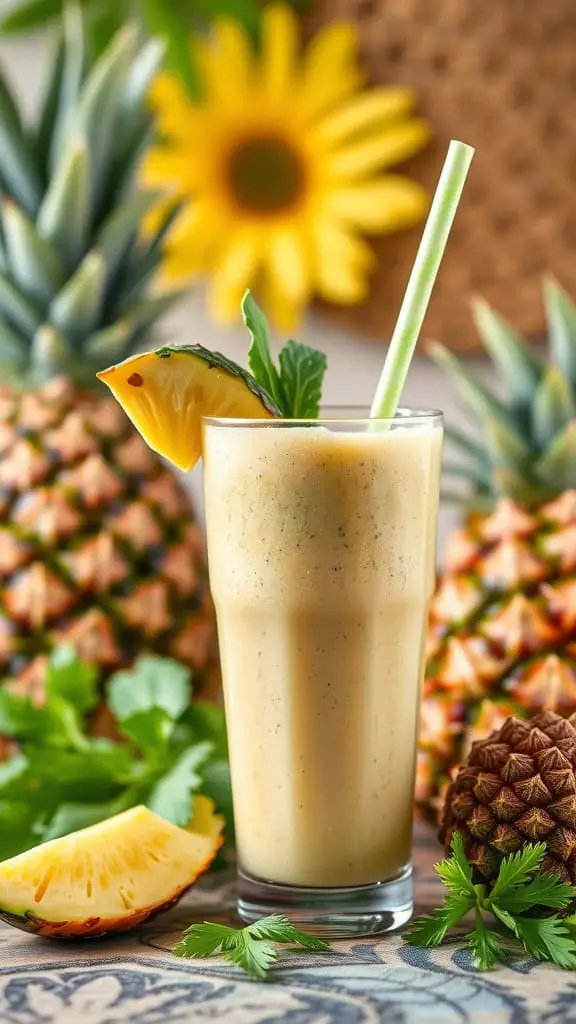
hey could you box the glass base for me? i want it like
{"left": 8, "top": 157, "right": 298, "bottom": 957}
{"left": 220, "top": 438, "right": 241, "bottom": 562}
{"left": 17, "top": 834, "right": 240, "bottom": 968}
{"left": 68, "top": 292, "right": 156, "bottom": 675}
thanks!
{"left": 237, "top": 864, "right": 413, "bottom": 939}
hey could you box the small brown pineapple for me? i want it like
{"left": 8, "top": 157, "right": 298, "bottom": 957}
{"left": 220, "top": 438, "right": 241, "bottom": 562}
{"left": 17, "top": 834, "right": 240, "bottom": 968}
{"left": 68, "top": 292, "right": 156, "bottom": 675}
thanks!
{"left": 440, "top": 711, "right": 576, "bottom": 886}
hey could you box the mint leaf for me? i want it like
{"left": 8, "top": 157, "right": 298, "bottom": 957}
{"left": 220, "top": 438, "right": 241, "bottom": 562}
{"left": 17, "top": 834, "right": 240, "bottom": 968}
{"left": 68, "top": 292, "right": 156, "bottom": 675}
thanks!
{"left": 226, "top": 935, "right": 278, "bottom": 979}
{"left": 174, "top": 920, "right": 240, "bottom": 958}
{"left": 108, "top": 655, "right": 191, "bottom": 722}
{"left": 494, "top": 874, "right": 576, "bottom": 914}
{"left": 45, "top": 644, "right": 99, "bottom": 714}
{"left": 248, "top": 915, "right": 330, "bottom": 952}
{"left": 0, "top": 800, "right": 39, "bottom": 860}
{"left": 146, "top": 742, "right": 213, "bottom": 825}
{"left": 514, "top": 916, "right": 576, "bottom": 969}
{"left": 490, "top": 843, "right": 547, "bottom": 900}
{"left": 201, "top": 759, "right": 233, "bottom": 835}
{"left": 277, "top": 340, "right": 327, "bottom": 419}
{"left": 243, "top": 291, "right": 282, "bottom": 408}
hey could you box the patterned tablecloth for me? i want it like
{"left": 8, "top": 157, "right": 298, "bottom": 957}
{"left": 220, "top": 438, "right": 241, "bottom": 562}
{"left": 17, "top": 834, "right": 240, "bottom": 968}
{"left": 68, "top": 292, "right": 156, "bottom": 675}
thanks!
{"left": 0, "top": 825, "right": 574, "bottom": 1023}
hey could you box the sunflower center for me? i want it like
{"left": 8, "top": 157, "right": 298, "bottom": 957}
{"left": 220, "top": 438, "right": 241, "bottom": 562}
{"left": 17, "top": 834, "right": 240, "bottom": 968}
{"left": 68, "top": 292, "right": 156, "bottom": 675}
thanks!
{"left": 226, "top": 137, "right": 305, "bottom": 215}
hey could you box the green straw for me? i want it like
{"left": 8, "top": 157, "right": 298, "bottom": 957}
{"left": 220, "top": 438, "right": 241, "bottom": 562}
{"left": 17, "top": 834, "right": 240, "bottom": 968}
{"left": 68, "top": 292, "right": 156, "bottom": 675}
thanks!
{"left": 369, "top": 139, "right": 475, "bottom": 420}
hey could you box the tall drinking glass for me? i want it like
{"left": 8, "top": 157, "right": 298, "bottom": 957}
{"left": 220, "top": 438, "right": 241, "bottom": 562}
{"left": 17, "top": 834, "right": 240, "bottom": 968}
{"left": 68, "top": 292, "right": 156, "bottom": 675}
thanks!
{"left": 203, "top": 410, "right": 443, "bottom": 937}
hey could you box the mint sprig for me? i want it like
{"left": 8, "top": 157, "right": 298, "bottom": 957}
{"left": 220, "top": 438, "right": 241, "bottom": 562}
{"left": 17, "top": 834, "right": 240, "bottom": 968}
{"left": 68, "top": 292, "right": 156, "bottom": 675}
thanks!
{"left": 242, "top": 291, "right": 327, "bottom": 419}
{"left": 0, "top": 646, "right": 232, "bottom": 860}
{"left": 404, "top": 833, "right": 576, "bottom": 970}
{"left": 173, "top": 913, "right": 331, "bottom": 980}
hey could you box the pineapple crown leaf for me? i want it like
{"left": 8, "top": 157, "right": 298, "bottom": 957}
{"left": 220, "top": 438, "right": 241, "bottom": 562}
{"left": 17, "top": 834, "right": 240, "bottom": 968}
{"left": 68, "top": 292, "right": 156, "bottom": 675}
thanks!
{"left": 0, "top": 5, "right": 177, "bottom": 390}
{"left": 435, "top": 280, "right": 576, "bottom": 507}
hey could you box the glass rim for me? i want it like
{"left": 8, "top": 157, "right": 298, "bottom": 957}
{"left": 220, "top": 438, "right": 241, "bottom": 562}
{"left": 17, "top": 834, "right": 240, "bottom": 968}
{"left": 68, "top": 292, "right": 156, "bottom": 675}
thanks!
{"left": 203, "top": 406, "right": 443, "bottom": 427}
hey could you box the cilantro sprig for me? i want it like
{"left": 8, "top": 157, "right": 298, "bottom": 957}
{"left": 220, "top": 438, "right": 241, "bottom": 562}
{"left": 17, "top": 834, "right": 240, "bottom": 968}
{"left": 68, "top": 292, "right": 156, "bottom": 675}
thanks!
{"left": 173, "top": 914, "right": 331, "bottom": 980}
{"left": 405, "top": 833, "right": 576, "bottom": 971}
{"left": 242, "top": 291, "right": 327, "bottom": 419}
{"left": 0, "top": 646, "right": 232, "bottom": 860}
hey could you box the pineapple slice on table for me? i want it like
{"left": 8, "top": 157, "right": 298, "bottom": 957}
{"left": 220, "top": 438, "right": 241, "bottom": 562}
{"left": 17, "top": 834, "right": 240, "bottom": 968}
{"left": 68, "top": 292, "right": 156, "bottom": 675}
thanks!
{"left": 0, "top": 7, "right": 218, "bottom": 717}
{"left": 419, "top": 282, "right": 576, "bottom": 822}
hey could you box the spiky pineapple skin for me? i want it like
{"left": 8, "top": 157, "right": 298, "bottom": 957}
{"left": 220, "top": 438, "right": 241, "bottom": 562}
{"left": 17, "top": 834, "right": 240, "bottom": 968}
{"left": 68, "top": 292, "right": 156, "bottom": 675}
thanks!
{"left": 440, "top": 710, "right": 576, "bottom": 886}
{"left": 418, "top": 493, "right": 576, "bottom": 822}
{"left": 0, "top": 376, "right": 217, "bottom": 706}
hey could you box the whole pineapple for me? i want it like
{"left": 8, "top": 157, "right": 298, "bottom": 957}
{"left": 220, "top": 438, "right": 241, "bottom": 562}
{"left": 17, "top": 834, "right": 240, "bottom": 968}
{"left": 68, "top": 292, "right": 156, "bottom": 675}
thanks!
{"left": 419, "top": 281, "right": 576, "bottom": 821}
{"left": 0, "top": 8, "right": 216, "bottom": 709}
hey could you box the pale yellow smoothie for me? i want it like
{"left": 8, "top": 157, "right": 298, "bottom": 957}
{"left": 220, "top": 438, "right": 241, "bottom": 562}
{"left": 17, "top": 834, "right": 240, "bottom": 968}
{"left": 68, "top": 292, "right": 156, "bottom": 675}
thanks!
{"left": 203, "top": 418, "right": 442, "bottom": 888}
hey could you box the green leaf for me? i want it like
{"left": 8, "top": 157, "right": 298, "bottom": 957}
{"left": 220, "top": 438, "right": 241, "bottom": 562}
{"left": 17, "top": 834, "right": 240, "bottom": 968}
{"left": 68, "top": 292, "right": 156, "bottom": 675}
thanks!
{"left": 495, "top": 874, "right": 576, "bottom": 914}
{"left": 37, "top": 139, "right": 91, "bottom": 270}
{"left": 0, "top": 800, "right": 40, "bottom": 860}
{"left": 108, "top": 655, "right": 191, "bottom": 723}
{"left": 243, "top": 291, "right": 283, "bottom": 408}
{"left": 33, "top": 32, "right": 65, "bottom": 180}
{"left": 174, "top": 920, "right": 240, "bottom": 959}
{"left": 544, "top": 277, "right": 576, "bottom": 384}
{"left": 120, "top": 291, "right": 186, "bottom": 332}
{"left": 532, "top": 366, "right": 575, "bottom": 450}
{"left": 30, "top": 325, "right": 73, "bottom": 384}
{"left": 225, "top": 935, "right": 278, "bottom": 979}
{"left": 48, "top": 2, "right": 88, "bottom": 173}
{"left": 0, "top": 692, "right": 52, "bottom": 742}
{"left": 119, "top": 708, "right": 174, "bottom": 753}
{"left": 201, "top": 759, "right": 233, "bottom": 834}
{"left": 0, "top": 0, "right": 63, "bottom": 33}
{"left": 1, "top": 198, "right": 64, "bottom": 307}
{"left": 466, "top": 920, "right": 510, "bottom": 971}
{"left": 84, "top": 320, "right": 133, "bottom": 361}
{"left": 490, "top": 843, "right": 547, "bottom": 901}
{"left": 428, "top": 341, "right": 518, "bottom": 434}
{"left": 0, "top": 273, "right": 42, "bottom": 336}
{"left": 145, "top": 742, "right": 214, "bottom": 825}
{"left": 0, "top": 319, "right": 30, "bottom": 376}
{"left": 535, "top": 421, "right": 576, "bottom": 493}
{"left": 404, "top": 894, "right": 474, "bottom": 947}
{"left": 41, "top": 791, "right": 133, "bottom": 841}
{"left": 44, "top": 644, "right": 99, "bottom": 715}
{"left": 86, "top": 0, "right": 125, "bottom": 57}
{"left": 277, "top": 340, "right": 327, "bottom": 418}
{"left": 182, "top": 702, "right": 228, "bottom": 758}
{"left": 49, "top": 250, "right": 106, "bottom": 338}
{"left": 247, "top": 914, "right": 330, "bottom": 951}
{"left": 471, "top": 297, "right": 541, "bottom": 405}
{"left": 514, "top": 915, "right": 576, "bottom": 969}
{"left": 435, "top": 833, "right": 477, "bottom": 898}
{"left": 484, "top": 418, "right": 533, "bottom": 476}
{"left": 140, "top": 0, "right": 200, "bottom": 97}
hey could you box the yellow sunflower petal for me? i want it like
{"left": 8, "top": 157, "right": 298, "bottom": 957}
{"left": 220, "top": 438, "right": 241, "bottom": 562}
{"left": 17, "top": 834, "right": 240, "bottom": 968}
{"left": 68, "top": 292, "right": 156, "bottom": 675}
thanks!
{"left": 161, "top": 202, "right": 225, "bottom": 282}
{"left": 148, "top": 73, "right": 202, "bottom": 139}
{"left": 208, "top": 233, "right": 262, "bottom": 323}
{"left": 322, "top": 176, "right": 428, "bottom": 233}
{"left": 327, "top": 120, "right": 431, "bottom": 179}
{"left": 266, "top": 226, "right": 311, "bottom": 302}
{"left": 210, "top": 18, "right": 253, "bottom": 92}
{"left": 260, "top": 271, "right": 304, "bottom": 333}
{"left": 313, "top": 88, "right": 415, "bottom": 148}
{"left": 141, "top": 148, "right": 201, "bottom": 192}
{"left": 260, "top": 4, "right": 298, "bottom": 104}
{"left": 299, "top": 22, "right": 362, "bottom": 123}
{"left": 312, "top": 218, "right": 373, "bottom": 304}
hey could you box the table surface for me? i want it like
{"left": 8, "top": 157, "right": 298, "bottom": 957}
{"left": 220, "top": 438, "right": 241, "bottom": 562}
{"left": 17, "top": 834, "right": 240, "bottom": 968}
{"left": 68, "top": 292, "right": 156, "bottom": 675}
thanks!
{"left": 0, "top": 826, "right": 573, "bottom": 1024}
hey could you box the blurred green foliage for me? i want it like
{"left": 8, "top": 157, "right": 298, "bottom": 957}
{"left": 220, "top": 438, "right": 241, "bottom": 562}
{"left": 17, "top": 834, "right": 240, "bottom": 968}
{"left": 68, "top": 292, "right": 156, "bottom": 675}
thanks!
{"left": 0, "top": 0, "right": 309, "bottom": 97}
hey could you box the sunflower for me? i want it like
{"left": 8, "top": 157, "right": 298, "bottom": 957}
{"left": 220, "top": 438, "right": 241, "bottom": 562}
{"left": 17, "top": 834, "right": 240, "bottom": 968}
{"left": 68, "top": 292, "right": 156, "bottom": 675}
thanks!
{"left": 144, "top": 4, "right": 430, "bottom": 329}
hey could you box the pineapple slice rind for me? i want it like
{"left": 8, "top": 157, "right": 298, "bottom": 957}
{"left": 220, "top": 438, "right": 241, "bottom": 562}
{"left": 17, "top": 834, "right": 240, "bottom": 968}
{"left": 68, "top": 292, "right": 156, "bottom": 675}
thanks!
{"left": 97, "top": 346, "right": 278, "bottom": 471}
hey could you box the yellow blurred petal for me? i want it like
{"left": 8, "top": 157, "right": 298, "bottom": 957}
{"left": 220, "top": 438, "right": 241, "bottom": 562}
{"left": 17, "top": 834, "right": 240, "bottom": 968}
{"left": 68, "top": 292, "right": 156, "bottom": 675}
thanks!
{"left": 313, "top": 88, "right": 415, "bottom": 147}
{"left": 266, "top": 226, "right": 311, "bottom": 302}
{"left": 260, "top": 4, "right": 298, "bottom": 103}
{"left": 299, "top": 22, "right": 362, "bottom": 122}
{"left": 211, "top": 18, "right": 253, "bottom": 90}
{"left": 260, "top": 272, "right": 303, "bottom": 333}
{"left": 141, "top": 148, "right": 201, "bottom": 192}
{"left": 323, "top": 176, "right": 428, "bottom": 233}
{"left": 208, "top": 233, "right": 262, "bottom": 323}
{"left": 161, "top": 202, "right": 225, "bottom": 282}
{"left": 327, "top": 120, "right": 431, "bottom": 179}
{"left": 312, "top": 217, "right": 373, "bottom": 304}
{"left": 148, "top": 73, "right": 202, "bottom": 139}
{"left": 195, "top": 33, "right": 251, "bottom": 114}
